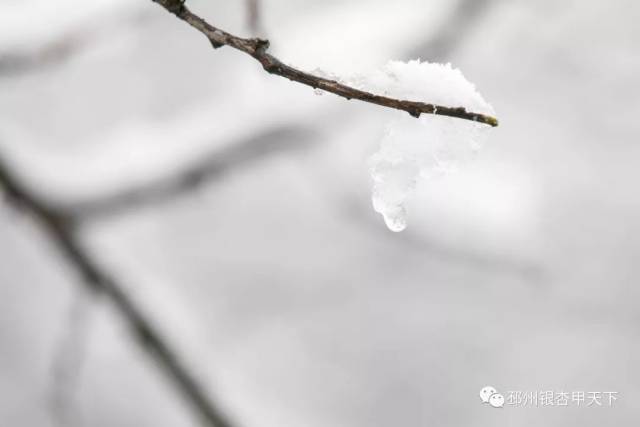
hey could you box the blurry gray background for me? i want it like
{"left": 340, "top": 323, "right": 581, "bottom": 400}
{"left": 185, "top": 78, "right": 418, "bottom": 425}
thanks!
{"left": 1, "top": 0, "right": 639, "bottom": 426}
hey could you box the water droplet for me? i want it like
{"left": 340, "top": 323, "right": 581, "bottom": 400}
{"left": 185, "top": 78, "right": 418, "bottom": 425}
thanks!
{"left": 384, "top": 213, "right": 407, "bottom": 232}
{"left": 377, "top": 205, "right": 407, "bottom": 232}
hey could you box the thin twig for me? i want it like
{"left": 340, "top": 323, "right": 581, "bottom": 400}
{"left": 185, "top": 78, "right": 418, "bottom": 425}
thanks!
{"left": 0, "top": 152, "right": 235, "bottom": 427}
{"left": 151, "top": 0, "right": 498, "bottom": 127}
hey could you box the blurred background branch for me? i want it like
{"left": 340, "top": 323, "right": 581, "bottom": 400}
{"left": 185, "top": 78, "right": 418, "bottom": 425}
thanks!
{"left": 0, "top": 11, "right": 143, "bottom": 77}
{"left": 246, "top": 0, "right": 264, "bottom": 36}
{"left": 65, "top": 125, "right": 318, "bottom": 221}
{"left": 0, "top": 37, "right": 80, "bottom": 77}
{"left": 409, "top": 0, "right": 497, "bottom": 61}
{"left": 0, "top": 152, "right": 236, "bottom": 427}
{"left": 49, "top": 286, "right": 94, "bottom": 427}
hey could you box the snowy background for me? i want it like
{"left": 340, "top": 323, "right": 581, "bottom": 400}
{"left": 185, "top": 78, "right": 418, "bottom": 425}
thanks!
{"left": 1, "top": 0, "right": 639, "bottom": 426}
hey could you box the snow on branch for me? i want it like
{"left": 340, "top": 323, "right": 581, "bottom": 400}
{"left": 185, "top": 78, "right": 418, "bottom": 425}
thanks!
{"left": 151, "top": 0, "right": 499, "bottom": 127}
{"left": 367, "top": 60, "right": 496, "bottom": 231}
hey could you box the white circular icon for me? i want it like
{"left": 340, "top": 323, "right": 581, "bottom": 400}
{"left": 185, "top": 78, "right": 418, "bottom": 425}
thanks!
{"left": 489, "top": 393, "right": 505, "bottom": 408}
{"left": 479, "top": 386, "right": 497, "bottom": 403}
{"left": 480, "top": 386, "right": 504, "bottom": 408}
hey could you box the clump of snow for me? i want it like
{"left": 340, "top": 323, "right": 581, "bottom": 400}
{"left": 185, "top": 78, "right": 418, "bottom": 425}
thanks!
{"left": 360, "top": 60, "right": 495, "bottom": 232}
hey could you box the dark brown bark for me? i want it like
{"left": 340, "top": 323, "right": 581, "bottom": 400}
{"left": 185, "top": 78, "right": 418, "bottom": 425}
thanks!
{"left": 152, "top": 0, "right": 499, "bottom": 127}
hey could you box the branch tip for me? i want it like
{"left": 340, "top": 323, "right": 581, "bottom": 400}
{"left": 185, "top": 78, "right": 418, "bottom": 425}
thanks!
{"left": 151, "top": 0, "right": 499, "bottom": 127}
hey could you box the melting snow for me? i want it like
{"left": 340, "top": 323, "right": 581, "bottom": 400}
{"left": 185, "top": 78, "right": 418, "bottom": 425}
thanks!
{"left": 358, "top": 60, "right": 495, "bottom": 231}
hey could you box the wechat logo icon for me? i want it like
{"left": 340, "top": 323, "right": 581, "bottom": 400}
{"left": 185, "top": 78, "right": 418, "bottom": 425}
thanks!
{"left": 480, "top": 385, "right": 504, "bottom": 408}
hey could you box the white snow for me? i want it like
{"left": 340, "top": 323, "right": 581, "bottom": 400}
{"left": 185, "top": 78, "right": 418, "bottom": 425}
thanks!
{"left": 359, "top": 60, "right": 496, "bottom": 231}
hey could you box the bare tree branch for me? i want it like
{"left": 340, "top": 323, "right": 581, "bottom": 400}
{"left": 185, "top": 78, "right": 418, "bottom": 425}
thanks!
{"left": 0, "top": 152, "right": 235, "bottom": 427}
{"left": 48, "top": 125, "right": 316, "bottom": 220}
{"left": 151, "top": 0, "right": 499, "bottom": 127}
